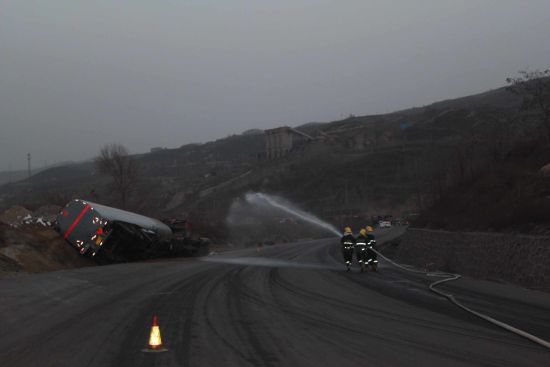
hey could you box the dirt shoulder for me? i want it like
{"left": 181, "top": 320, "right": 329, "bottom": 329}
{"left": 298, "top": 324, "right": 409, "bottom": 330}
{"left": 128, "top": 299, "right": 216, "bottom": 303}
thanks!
{"left": 0, "top": 223, "right": 95, "bottom": 278}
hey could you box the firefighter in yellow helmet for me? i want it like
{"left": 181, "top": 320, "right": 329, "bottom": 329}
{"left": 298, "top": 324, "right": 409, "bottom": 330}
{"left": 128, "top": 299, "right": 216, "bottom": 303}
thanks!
{"left": 340, "top": 226, "right": 355, "bottom": 272}
{"left": 365, "top": 226, "right": 378, "bottom": 271}
{"left": 355, "top": 228, "right": 369, "bottom": 272}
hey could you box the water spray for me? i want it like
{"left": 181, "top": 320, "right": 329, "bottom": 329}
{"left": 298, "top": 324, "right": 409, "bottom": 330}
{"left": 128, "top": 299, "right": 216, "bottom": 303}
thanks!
{"left": 244, "top": 192, "right": 341, "bottom": 237}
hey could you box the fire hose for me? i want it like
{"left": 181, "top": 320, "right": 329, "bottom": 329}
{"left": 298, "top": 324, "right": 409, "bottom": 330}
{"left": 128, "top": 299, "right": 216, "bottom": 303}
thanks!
{"left": 372, "top": 248, "right": 550, "bottom": 350}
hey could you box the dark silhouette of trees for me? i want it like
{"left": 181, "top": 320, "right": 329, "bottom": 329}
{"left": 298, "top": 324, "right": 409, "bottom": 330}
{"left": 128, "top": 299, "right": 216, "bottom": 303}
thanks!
{"left": 94, "top": 144, "right": 138, "bottom": 208}
{"left": 507, "top": 69, "right": 550, "bottom": 144}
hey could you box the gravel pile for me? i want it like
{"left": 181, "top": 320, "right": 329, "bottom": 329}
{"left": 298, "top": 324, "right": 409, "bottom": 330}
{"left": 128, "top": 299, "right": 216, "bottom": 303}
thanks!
{"left": 0, "top": 205, "right": 59, "bottom": 228}
{"left": 0, "top": 206, "right": 32, "bottom": 225}
{"left": 33, "top": 205, "right": 62, "bottom": 223}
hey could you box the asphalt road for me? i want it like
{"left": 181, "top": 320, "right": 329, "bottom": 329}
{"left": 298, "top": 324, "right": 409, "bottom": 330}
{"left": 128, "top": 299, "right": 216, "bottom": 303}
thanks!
{"left": 0, "top": 231, "right": 549, "bottom": 366}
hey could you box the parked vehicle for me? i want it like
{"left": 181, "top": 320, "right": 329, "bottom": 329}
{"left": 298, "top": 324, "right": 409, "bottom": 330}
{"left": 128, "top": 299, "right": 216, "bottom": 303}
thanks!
{"left": 378, "top": 220, "right": 392, "bottom": 228}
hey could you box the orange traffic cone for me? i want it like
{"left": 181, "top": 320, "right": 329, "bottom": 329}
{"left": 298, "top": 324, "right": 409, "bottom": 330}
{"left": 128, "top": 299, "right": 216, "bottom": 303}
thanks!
{"left": 142, "top": 315, "right": 168, "bottom": 353}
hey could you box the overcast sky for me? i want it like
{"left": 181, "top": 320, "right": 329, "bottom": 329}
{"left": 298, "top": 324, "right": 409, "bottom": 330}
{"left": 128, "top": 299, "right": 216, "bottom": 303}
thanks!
{"left": 1, "top": 1, "right": 550, "bottom": 170}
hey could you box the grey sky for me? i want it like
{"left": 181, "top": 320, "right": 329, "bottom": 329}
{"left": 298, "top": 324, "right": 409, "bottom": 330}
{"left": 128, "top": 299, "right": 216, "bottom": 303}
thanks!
{"left": 1, "top": 0, "right": 550, "bottom": 170}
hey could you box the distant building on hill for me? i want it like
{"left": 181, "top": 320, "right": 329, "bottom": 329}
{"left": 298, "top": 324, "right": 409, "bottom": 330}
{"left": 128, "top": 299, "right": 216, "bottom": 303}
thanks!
{"left": 265, "top": 126, "right": 313, "bottom": 159}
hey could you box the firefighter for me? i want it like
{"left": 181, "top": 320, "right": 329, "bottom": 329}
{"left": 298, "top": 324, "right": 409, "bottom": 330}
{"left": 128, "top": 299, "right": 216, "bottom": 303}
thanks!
{"left": 355, "top": 228, "right": 369, "bottom": 272}
{"left": 365, "top": 226, "right": 378, "bottom": 271}
{"left": 340, "top": 227, "right": 355, "bottom": 272}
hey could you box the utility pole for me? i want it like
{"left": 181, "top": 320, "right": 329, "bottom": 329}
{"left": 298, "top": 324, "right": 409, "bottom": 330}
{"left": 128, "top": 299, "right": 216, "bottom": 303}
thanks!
{"left": 27, "top": 153, "right": 31, "bottom": 178}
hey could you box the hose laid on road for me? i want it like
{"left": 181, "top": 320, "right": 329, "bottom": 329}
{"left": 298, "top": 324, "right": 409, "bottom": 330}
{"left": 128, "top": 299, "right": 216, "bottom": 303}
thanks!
{"left": 372, "top": 248, "right": 550, "bottom": 350}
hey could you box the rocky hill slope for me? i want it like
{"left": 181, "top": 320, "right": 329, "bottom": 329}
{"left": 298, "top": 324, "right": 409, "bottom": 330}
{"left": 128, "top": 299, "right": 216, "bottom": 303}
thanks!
{"left": 3, "top": 81, "right": 548, "bottom": 240}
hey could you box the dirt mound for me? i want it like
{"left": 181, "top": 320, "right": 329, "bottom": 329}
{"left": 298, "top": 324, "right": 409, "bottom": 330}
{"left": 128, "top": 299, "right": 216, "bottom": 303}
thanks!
{"left": 0, "top": 206, "right": 32, "bottom": 225}
{"left": 33, "top": 204, "right": 62, "bottom": 223}
{"left": 0, "top": 223, "right": 95, "bottom": 276}
{"left": 0, "top": 204, "right": 61, "bottom": 228}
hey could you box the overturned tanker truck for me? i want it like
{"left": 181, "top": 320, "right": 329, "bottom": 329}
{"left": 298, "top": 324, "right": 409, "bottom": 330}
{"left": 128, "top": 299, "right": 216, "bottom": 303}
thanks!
{"left": 56, "top": 199, "right": 209, "bottom": 263}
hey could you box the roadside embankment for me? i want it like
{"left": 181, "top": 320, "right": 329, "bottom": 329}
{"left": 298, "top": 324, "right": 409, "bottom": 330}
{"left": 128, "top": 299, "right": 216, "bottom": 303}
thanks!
{"left": 382, "top": 228, "right": 550, "bottom": 290}
{"left": 0, "top": 204, "right": 94, "bottom": 277}
{"left": 0, "top": 224, "right": 95, "bottom": 277}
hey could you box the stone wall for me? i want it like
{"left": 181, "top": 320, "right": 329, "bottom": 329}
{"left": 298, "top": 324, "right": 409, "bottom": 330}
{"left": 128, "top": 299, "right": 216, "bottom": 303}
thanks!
{"left": 384, "top": 228, "right": 550, "bottom": 290}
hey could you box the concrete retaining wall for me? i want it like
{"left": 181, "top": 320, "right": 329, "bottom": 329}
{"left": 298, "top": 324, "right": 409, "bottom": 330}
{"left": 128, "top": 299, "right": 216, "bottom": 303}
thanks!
{"left": 386, "top": 228, "right": 550, "bottom": 290}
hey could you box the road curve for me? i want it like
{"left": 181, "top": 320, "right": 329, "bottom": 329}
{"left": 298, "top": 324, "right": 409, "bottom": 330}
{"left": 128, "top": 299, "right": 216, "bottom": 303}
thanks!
{"left": 0, "top": 234, "right": 549, "bottom": 366}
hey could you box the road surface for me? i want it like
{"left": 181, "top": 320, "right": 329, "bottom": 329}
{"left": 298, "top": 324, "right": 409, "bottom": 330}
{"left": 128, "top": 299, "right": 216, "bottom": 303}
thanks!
{"left": 0, "top": 231, "right": 549, "bottom": 366}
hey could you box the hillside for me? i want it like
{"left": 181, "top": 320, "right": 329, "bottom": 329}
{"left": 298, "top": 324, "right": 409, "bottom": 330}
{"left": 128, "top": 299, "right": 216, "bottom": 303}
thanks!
{"left": 414, "top": 139, "right": 550, "bottom": 234}
{"left": 3, "top": 81, "right": 547, "bottom": 240}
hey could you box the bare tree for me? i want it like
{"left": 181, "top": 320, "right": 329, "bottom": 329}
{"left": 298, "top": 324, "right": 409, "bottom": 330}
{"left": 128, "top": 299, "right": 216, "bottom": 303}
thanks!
{"left": 94, "top": 143, "right": 138, "bottom": 208}
{"left": 506, "top": 69, "right": 550, "bottom": 144}
{"left": 477, "top": 117, "right": 514, "bottom": 163}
